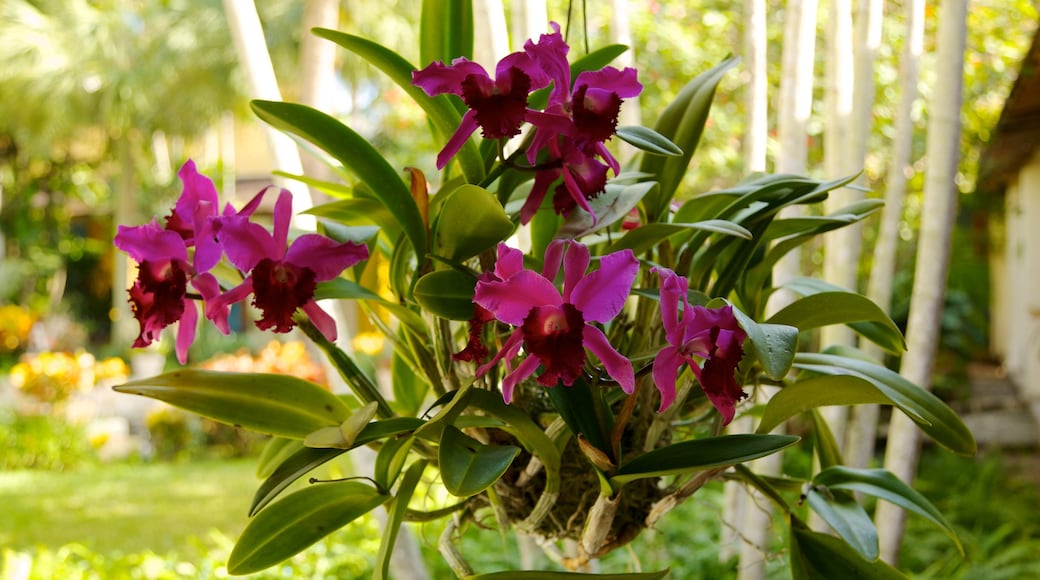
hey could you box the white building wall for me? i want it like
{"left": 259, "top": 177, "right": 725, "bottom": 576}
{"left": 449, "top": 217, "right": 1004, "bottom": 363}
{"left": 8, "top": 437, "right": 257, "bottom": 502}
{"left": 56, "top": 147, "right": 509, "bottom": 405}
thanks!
{"left": 1004, "top": 150, "right": 1040, "bottom": 424}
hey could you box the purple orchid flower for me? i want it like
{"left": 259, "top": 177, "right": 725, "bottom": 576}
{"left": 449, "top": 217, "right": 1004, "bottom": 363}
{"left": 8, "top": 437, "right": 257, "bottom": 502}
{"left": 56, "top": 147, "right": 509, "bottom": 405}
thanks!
{"left": 519, "top": 135, "right": 609, "bottom": 225}
{"left": 413, "top": 45, "right": 553, "bottom": 169}
{"left": 652, "top": 268, "right": 748, "bottom": 424}
{"left": 210, "top": 187, "right": 369, "bottom": 342}
{"left": 473, "top": 241, "right": 637, "bottom": 404}
{"left": 113, "top": 161, "right": 223, "bottom": 363}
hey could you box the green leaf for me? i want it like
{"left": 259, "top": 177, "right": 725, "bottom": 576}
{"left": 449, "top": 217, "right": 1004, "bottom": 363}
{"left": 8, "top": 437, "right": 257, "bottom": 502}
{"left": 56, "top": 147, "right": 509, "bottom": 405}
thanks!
{"left": 640, "top": 56, "right": 739, "bottom": 220}
{"left": 250, "top": 418, "right": 424, "bottom": 515}
{"left": 793, "top": 353, "right": 977, "bottom": 456}
{"left": 805, "top": 488, "right": 879, "bottom": 561}
{"left": 729, "top": 306, "right": 798, "bottom": 381}
{"left": 606, "top": 221, "right": 751, "bottom": 254}
{"left": 789, "top": 518, "right": 907, "bottom": 580}
{"left": 250, "top": 100, "right": 427, "bottom": 260}
{"left": 757, "top": 376, "right": 896, "bottom": 434}
{"left": 466, "top": 571, "right": 670, "bottom": 580}
{"left": 433, "top": 184, "right": 514, "bottom": 261}
{"left": 419, "top": 0, "right": 472, "bottom": 67}
{"left": 312, "top": 28, "right": 484, "bottom": 183}
{"left": 558, "top": 181, "right": 657, "bottom": 239}
{"left": 375, "top": 460, "right": 427, "bottom": 580}
{"left": 374, "top": 434, "right": 417, "bottom": 491}
{"left": 810, "top": 409, "right": 844, "bottom": 469}
{"left": 813, "top": 466, "right": 963, "bottom": 556}
{"left": 229, "top": 482, "right": 388, "bottom": 575}
{"left": 114, "top": 370, "right": 350, "bottom": 439}
{"left": 413, "top": 269, "right": 478, "bottom": 321}
{"left": 611, "top": 434, "right": 800, "bottom": 486}
{"left": 546, "top": 376, "right": 614, "bottom": 459}
{"left": 391, "top": 342, "right": 429, "bottom": 417}
{"left": 616, "top": 126, "right": 682, "bottom": 156}
{"left": 770, "top": 279, "right": 906, "bottom": 353}
{"left": 256, "top": 437, "right": 305, "bottom": 479}
{"left": 307, "top": 197, "right": 401, "bottom": 241}
{"left": 439, "top": 425, "right": 520, "bottom": 497}
{"left": 316, "top": 278, "right": 428, "bottom": 337}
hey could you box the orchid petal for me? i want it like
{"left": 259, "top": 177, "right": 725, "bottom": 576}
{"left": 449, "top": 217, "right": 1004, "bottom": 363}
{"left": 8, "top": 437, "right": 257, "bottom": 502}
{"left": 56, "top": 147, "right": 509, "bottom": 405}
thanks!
{"left": 412, "top": 58, "right": 488, "bottom": 96}
{"left": 285, "top": 235, "right": 369, "bottom": 281}
{"left": 655, "top": 268, "right": 687, "bottom": 345}
{"left": 652, "top": 346, "right": 685, "bottom": 412}
{"left": 175, "top": 300, "right": 198, "bottom": 364}
{"left": 502, "top": 356, "right": 540, "bottom": 404}
{"left": 476, "top": 329, "right": 524, "bottom": 379}
{"left": 493, "top": 244, "right": 525, "bottom": 280}
{"left": 519, "top": 169, "right": 558, "bottom": 225}
{"left": 302, "top": 300, "right": 337, "bottom": 342}
{"left": 541, "top": 239, "right": 567, "bottom": 281}
{"left": 206, "top": 280, "right": 252, "bottom": 335}
{"left": 561, "top": 165, "right": 596, "bottom": 218}
{"left": 475, "top": 271, "right": 561, "bottom": 326}
{"left": 436, "top": 111, "right": 480, "bottom": 169}
{"left": 583, "top": 325, "right": 634, "bottom": 393}
{"left": 571, "top": 249, "right": 638, "bottom": 323}
{"left": 192, "top": 207, "right": 221, "bottom": 273}
{"left": 114, "top": 222, "right": 188, "bottom": 264}
{"left": 216, "top": 216, "right": 278, "bottom": 272}
{"left": 272, "top": 189, "right": 293, "bottom": 252}
{"left": 574, "top": 67, "right": 643, "bottom": 99}
{"left": 560, "top": 241, "right": 589, "bottom": 302}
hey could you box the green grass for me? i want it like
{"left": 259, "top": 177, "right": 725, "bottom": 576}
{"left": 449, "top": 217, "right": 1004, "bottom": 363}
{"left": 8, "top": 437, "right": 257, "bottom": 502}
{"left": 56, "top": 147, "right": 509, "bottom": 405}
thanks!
{"left": 0, "top": 459, "right": 258, "bottom": 556}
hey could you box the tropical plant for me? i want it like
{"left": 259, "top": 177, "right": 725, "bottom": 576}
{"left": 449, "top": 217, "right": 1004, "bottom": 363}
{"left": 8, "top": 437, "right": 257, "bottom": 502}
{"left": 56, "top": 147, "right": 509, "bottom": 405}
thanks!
{"left": 111, "top": 7, "right": 975, "bottom": 579}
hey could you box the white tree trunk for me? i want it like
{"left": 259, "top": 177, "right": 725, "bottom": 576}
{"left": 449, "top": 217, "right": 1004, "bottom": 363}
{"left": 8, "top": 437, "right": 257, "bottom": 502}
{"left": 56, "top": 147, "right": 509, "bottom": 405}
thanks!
{"left": 609, "top": 0, "right": 641, "bottom": 163}
{"left": 297, "top": 0, "right": 340, "bottom": 201}
{"left": 222, "top": 0, "right": 315, "bottom": 227}
{"left": 474, "top": 0, "right": 510, "bottom": 68}
{"left": 738, "top": 3, "right": 817, "bottom": 579}
{"left": 849, "top": 0, "right": 923, "bottom": 471}
{"left": 511, "top": 0, "right": 548, "bottom": 51}
{"left": 875, "top": 0, "right": 968, "bottom": 564}
{"left": 818, "top": 0, "right": 858, "bottom": 447}
{"left": 721, "top": 0, "right": 767, "bottom": 564}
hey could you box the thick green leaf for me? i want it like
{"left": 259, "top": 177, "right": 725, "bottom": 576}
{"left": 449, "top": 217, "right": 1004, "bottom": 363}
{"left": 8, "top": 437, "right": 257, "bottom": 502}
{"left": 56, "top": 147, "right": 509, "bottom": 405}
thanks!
{"left": 316, "top": 278, "right": 428, "bottom": 337}
{"left": 607, "top": 220, "right": 751, "bottom": 254}
{"left": 433, "top": 184, "right": 514, "bottom": 261}
{"left": 419, "top": 0, "right": 472, "bottom": 67}
{"left": 558, "top": 181, "right": 657, "bottom": 239}
{"left": 375, "top": 460, "right": 427, "bottom": 580}
{"left": 546, "top": 376, "right": 614, "bottom": 459}
{"left": 729, "top": 306, "right": 798, "bottom": 381}
{"left": 805, "top": 488, "right": 879, "bottom": 561}
{"left": 391, "top": 340, "right": 429, "bottom": 417}
{"left": 114, "top": 370, "right": 349, "bottom": 439}
{"left": 466, "top": 571, "right": 669, "bottom": 580}
{"left": 306, "top": 197, "right": 400, "bottom": 240}
{"left": 251, "top": 100, "right": 427, "bottom": 259}
{"left": 793, "top": 353, "right": 977, "bottom": 456}
{"left": 771, "top": 279, "right": 906, "bottom": 353}
{"left": 813, "top": 466, "right": 963, "bottom": 555}
{"left": 413, "top": 269, "right": 478, "bottom": 320}
{"left": 640, "top": 56, "right": 739, "bottom": 220}
{"left": 611, "top": 434, "right": 800, "bottom": 486}
{"left": 756, "top": 375, "right": 896, "bottom": 434}
{"left": 250, "top": 418, "right": 425, "bottom": 515}
{"left": 439, "top": 425, "right": 520, "bottom": 497}
{"left": 229, "top": 482, "right": 388, "bottom": 575}
{"left": 789, "top": 519, "right": 907, "bottom": 580}
{"left": 616, "top": 126, "right": 682, "bottom": 156}
{"left": 374, "top": 434, "right": 417, "bottom": 491}
{"left": 256, "top": 436, "right": 305, "bottom": 479}
{"left": 312, "top": 28, "right": 484, "bottom": 183}
{"left": 810, "top": 409, "right": 844, "bottom": 469}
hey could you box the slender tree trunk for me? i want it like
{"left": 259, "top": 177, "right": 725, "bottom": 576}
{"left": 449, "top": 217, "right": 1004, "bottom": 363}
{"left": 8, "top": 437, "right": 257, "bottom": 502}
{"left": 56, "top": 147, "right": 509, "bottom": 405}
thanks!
{"left": 222, "top": 0, "right": 315, "bottom": 227}
{"left": 297, "top": 0, "right": 339, "bottom": 202}
{"left": 474, "top": 0, "right": 510, "bottom": 67}
{"left": 850, "top": 0, "right": 923, "bottom": 470}
{"left": 511, "top": 0, "right": 548, "bottom": 51}
{"left": 609, "top": 0, "right": 641, "bottom": 162}
{"left": 738, "top": 3, "right": 817, "bottom": 579}
{"left": 875, "top": 0, "right": 968, "bottom": 564}
{"left": 721, "top": 0, "right": 767, "bottom": 563}
{"left": 111, "top": 137, "right": 139, "bottom": 348}
{"left": 818, "top": 0, "right": 858, "bottom": 448}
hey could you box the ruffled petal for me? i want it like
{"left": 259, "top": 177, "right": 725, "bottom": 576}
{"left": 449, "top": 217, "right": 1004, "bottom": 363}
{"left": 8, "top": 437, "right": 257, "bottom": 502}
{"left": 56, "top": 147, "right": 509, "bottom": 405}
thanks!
{"left": 583, "top": 325, "right": 634, "bottom": 393}
{"left": 474, "top": 270, "right": 561, "bottom": 326}
{"left": 570, "top": 249, "right": 638, "bottom": 323}
{"left": 412, "top": 58, "right": 488, "bottom": 97}
{"left": 574, "top": 67, "right": 643, "bottom": 99}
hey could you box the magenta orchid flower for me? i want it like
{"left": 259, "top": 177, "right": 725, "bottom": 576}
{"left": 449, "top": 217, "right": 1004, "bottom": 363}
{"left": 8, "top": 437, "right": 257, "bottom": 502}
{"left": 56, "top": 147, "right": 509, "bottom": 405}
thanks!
{"left": 113, "top": 161, "right": 224, "bottom": 364}
{"left": 413, "top": 46, "right": 552, "bottom": 169}
{"left": 519, "top": 136, "right": 610, "bottom": 224}
{"left": 652, "top": 268, "right": 748, "bottom": 424}
{"left": 473, "top": 241, "right": 637, "bottom": 404}
{"left": 210, "top": 187, "right": 369, "bottom": 342}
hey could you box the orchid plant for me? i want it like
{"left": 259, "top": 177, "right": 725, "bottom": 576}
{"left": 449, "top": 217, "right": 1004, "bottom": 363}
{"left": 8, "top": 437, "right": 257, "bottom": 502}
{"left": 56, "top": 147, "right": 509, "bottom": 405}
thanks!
{"left": 114, "top": 9, "right": 975, "bottom": 580}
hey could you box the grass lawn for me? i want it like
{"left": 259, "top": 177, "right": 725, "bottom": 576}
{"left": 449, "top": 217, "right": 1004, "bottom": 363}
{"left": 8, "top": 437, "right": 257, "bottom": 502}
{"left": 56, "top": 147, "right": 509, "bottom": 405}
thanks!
{"left": 0, "top": 459, "right": 259, "bottom": 556}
